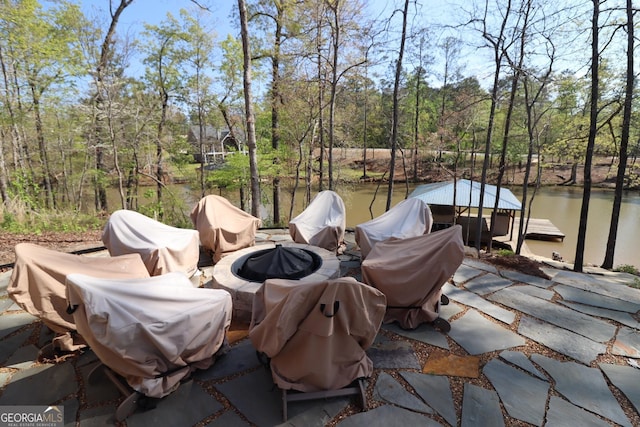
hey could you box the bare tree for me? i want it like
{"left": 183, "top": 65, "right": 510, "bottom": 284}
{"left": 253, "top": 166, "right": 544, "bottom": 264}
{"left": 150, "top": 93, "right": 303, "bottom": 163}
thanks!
{"left": 385, "top": 0, "right": 410, "bottom": 211}
{"left": 573, "top": 0, "right": 600, "bottom": 272}
{"left": 93, "top": 0, "right": 134, "bottom": 212}
{"left": 602, "top": 0, "right": 633, "bottom": 269}
{"left": 238, "top": 0, "right": 261, "bottom": 217}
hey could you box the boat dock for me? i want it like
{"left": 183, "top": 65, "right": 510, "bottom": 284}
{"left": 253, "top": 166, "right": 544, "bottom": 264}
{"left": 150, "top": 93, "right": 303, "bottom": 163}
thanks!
{"left": 513, "top": 217, "right": 565, "bottom": 241}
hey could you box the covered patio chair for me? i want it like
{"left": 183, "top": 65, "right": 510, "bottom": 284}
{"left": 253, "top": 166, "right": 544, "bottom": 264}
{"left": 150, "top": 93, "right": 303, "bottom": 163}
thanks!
{"left": 7, "top": 243, "right": 150, "bottom": 353}
{"left": 190, "top": 195, "right": 261, "bottom": 262}
{"left": 249, "top": 276, "right": 386, "bottom": 421}
{"left": 355, "top": 198, "right": 433, "bottom": 259}
{"left": 102, "top": 209, "right": 200, "bottom": 277}
{"left": 288, "top": 190, "right": 346, "bottom": 251}
{"left": 65, "top": 272, "right": 232, "bottom": 421}
{"left": 361, "top": 225, "right": 465, "bottom": 331}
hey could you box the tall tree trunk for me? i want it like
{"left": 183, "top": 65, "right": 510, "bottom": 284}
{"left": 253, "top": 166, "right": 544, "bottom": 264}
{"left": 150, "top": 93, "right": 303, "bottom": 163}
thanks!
{"left": 238, "top": 0, "right": 261, "bottom": 217}
{"left": 271, "top": 4, "right": 283, "bottom": 225}
{"left": 386, "top": 0, "right": 409, "bottom": 211}
{"left": 94, "top": 0, "right": 133, "bottom": 212}
{"left": 30, "top": 86, "right": 55, "bottom": 209}
{"left": 574, "top": 0, "right": 599, "bottom": 272}
{"left": 602, "top": 0, "right": 633, "bottom": 269}
{"left": 477, "top": 0, "right": 512, "bottom": 250}
{"left": 327, "top": 0, "right": 340, "bottom": 191}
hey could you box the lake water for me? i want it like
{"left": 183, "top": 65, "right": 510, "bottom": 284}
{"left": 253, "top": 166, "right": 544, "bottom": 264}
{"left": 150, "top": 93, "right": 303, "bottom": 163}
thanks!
{"left": 108, "top": 182, "right": 640, "bottom": 270}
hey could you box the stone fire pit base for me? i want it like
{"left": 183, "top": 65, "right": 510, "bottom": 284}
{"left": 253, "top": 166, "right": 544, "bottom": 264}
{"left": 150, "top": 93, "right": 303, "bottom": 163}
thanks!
{"left": 207, "top": 242, "right": 341, "bottom": 323}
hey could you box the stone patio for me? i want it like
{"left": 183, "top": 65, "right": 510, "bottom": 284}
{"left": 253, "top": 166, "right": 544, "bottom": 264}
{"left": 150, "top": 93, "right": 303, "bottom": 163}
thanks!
{"left": 0, "top": 228, "right": 639, "bottom": 426}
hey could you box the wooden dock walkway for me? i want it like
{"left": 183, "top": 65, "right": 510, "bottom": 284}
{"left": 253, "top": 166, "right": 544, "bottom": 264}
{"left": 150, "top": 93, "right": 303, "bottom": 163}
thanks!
{"left": 512, "top": 217, "right": 565, "bottom": 241}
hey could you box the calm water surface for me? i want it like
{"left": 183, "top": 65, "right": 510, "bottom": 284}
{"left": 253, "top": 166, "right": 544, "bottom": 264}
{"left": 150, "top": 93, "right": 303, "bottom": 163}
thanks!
{"left": 110, "top": 182, "right": 640, "bottom": 270}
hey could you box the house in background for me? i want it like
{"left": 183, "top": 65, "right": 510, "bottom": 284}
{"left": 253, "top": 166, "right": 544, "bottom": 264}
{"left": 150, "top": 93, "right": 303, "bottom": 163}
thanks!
{"left": 187, "top": 125, "right": 245, "bottom": 164}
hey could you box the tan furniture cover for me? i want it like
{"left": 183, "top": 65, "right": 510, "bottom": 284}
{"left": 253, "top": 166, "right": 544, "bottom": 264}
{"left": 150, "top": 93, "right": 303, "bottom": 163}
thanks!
{"left": 361, "top": 225, "right": 465, "bottom": 330}
{"left": 66, "top": 272, "right": 232, "bottom": 398}
{"left": 190, "top": 195, "right": 261, "bottom": 262}
{"left": 249, "top": 277, "right": 386, "bottom": 392}
{"left": 102, "top": 209, "right": 200, "bottom": 277}
{"left": 355, "top": 198, "right": 433, "bottom": 259}
{"left": 288, "top": 190, "right": 346, "bottom": 251}
{"left": 7, "top": 243, "right": 150, "bottom": 351}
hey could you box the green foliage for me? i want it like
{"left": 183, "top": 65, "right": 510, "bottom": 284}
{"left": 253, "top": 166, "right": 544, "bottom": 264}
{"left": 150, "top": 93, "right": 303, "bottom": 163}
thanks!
{"left": 613, "top": 264, "right": 640, "bottom": 276}
{"left": 496, "top": 249, "right": 515, "bottom": 257}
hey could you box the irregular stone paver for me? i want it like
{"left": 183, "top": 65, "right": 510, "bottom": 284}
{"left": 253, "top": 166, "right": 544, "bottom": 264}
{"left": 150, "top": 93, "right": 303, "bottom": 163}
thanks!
{"left": 5, "top": 344, "right": 38, "bottom": 369}
{"left": 463, "top": 273, "right": 513, "bottom": 296}
{"left": 0, "top": 328, "right": 32, "bottom": 364}
{"left": 552, "top": 270, "right": 640, "bottom": 305}
{"left": 499, "top": 351, "right": 546, "bottom": 380}
{"left": 422, "top": 354, "right": 479, "bottom": 378}
{"left": 374, "top": 372, "right": 433, "bottom": 414}
{"left": 510, "top": 284, "right": 554, "bottom": 300}
{"left": 483, "top": 359, "right": 549, "bottom": 425}
{"left": 519, "top": 316, "right": 606, "bottom": 364}
{"left": 561, "top": 301, "right": 640, "bottom": 329}
{"left": 336, "top": 405, "right": 442, "bottom": 427}
{"left": 59, "top": 398, "right": 80, "bottom": 426}
{"left": 127, "top": 380, "right": 222, "bottom": 427}
{"left": 531, "top": 354, "right": 631, "bottom": 427}
{"left": 0, "top": 312, "right": 37, "bottom": 339}
{"left": 0, "top": 363, "right": 77, "bottom": 405}
{"left": 439, "top": 300, "right": 464, "bottom": 320}
{"left": 442, "top": 283, "right": 515, "bottom": 325}
{"left": 400, "top": 372, "right": 456, "bottom": 426}
{"left": 367, "top": 334, "right": 420, "bottom": 369}
{"left": 545, "top": 396, "right": 611, "bottom": 427}
{"left": 448, "top": 310, "right": 524, "bottom": 355}
{"left": 612, "top": 327, "right": 640, "bottom": 358}
{"left": 382, "top": 322, "right": 449, "bottom": 350}
{"left": 461, "top": 383, "right": 504, "bottom": 427}
{"left": 81, "top": 361, "right": 121, "bottom": 404}
{"left": 499, "top": 270, "right": 553, "bottom": 288}
{"left": 599, "top": 363, "right": 640, "bottom": 414}
{"left": 490, "top": 287, "right": 616, "bottom": 343}
{"left": 453, "top": 265, "right": 485, "bottom": 284}
{"left": 215, "top": 368, "right": 348, "bottom": 427}
{"left": 462, "top": 258, "right": 499, "bottom": 274}
{"left": 195, "top": 340, "right": 261, "bottom": 380}
{"left": 0, "top": 297, "right": 14, "bottom": 312}
{"left": 554, "top": 284, "right": 640, "bottom": 313}
{"left": 215, "top": 369, "right": 282, "bottom": 426}
{"left": 0, "top": 270, "right": 11, "bottom": 293}
{"left": 205, "top": 410, "right": 250, "bottom": 427}
{"left": 78, "top": 404, "right": 119, "bottom": 427}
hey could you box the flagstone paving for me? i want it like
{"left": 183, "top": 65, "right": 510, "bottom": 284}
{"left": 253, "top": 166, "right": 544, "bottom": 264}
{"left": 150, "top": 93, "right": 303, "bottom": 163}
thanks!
{"left": 0, "top": 228, "right": 639, "bottom": 426}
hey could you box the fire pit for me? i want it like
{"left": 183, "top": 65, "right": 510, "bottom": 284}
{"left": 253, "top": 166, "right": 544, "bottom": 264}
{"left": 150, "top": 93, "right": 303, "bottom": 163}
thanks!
{"left": 211, "top": 242, "right": 340, "bottom": 322}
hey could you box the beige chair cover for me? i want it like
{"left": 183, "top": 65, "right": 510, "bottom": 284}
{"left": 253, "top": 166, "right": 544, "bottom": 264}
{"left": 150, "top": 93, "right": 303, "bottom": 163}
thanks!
{"left": 355, "top": 198, "right": 433, "bottom": 259}
{"left": 288, "top": 190, "right": 346, "bottom": 251}
{"left": 102, "top": 209, "right": 200, "bottom": 277}
{"left": 7, "top": 243, "right": 150, "bottom": 351}
{"left": 190, "top": 195, "right": 261, "bottom": 262}
{"left": 66, "top": 272, "right": 232, "bottom": 398}
{"left": 249, "top": 277, "right": 386, "bottom": 392}
{"left": 361, "top": 225, "right": 465, "bottom": 330}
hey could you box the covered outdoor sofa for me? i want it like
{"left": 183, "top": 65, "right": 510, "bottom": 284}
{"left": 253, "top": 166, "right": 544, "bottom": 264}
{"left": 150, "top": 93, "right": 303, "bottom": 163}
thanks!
{"left": 249, "top": 276, "right": 386, "bottom": 420}
{"left": 190, "top": 195, "right": 261, "bottom": 262}
{"left": 7, "top": 243, "right": 150, "bottom": 353}
{"left": 66, "top": 271, "right": 232, "bottom": 420}
{"left": 102, "top": 209, "right": 200, "bottom": 277}
{"left": 288, "top": 190, "right": 346, "bottom": 251}
{"left": 361, "top": 225, "right": 465, "bottom": 330}
{"left": 355, "top": 198, "right": 433, "bottom": 259}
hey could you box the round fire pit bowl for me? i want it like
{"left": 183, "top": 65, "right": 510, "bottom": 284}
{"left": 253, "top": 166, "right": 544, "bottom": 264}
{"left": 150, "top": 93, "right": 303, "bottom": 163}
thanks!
{"left": 211, "top": 242, "right": 341, "bottom": 322}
